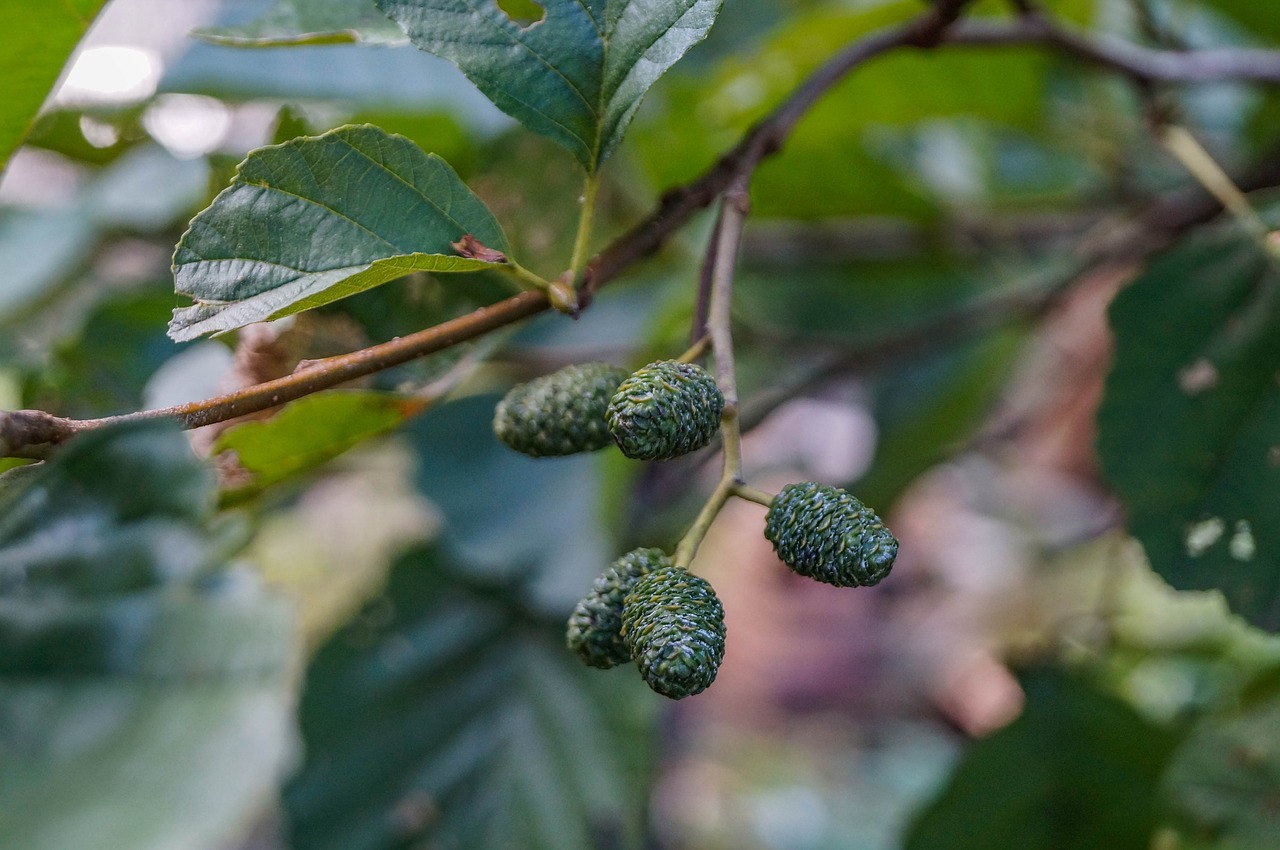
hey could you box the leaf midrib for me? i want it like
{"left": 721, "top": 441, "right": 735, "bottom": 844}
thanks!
{"left": 591, "top": 0, "right": 700, "bottom": 169}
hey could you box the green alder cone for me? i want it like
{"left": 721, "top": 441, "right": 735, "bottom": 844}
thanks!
{"left": 622, "top": 565, "right": 726, "bottom": 699}
{"left": 566, "top": 547, "right": 671, "bottom": 669}
{"left": 493, "top": 362, "right": 629, "bottom": 457}
{"left": 606, "top": 360, "right": 725, "bottom": 461}
{"left": 763, "top": 481, "right": 898, "bottom": 587}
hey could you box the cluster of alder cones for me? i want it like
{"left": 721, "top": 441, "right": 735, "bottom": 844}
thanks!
{"left": 493, "top": 361, "right": 898, "bottom": 699}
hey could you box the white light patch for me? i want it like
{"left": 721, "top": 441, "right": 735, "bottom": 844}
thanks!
{"left": 1229, "top": 520, "right": 1256, "bottom": 561}
{"left": 56, "top": 46, "right": 160, "bottom": 106}
{"left": 1177, "top": 357, "right": 1219, "bottom": 395}
{"left": 1185, "top": 517, "right": 1224, "bottom": 557}
{"left": 143, "top": 94, "right": 232, "bottom": 159}
{"left": 79, "top": 115, "right": 120, "bottom": 148}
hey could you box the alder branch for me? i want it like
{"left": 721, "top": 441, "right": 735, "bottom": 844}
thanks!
{"left": 6, "top": 1, "right": 1280, "bottom": 459}
{"left": 944, "top": 15, "right": 1280, "bottom": 83}
{"left": 675, "top": 178, "right": 755, "bottom": 569}
{"left": 0, "top": 293, "right": 547, "bottom": 458}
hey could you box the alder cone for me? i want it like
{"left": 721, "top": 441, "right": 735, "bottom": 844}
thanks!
{"left": 493, "top": 362, "right": 629, "bottom": 457}
{"left": 763, "top": 481, "right": 898, "bottom": 587}
{"left": 566, "top": 548, "right": 670, "bottom": 669}
{"left": 606, "top": 360, "right": 724, "bottom": 460}
{"left": 622, "top": 565, "right": 726, "bottom": 699}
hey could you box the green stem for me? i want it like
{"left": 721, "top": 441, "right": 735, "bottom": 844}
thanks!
{"left": 1160, "top": 125, "right": 1277, "bottom": 258}
{"left": 733, "top": 484, "right": 776, "bottom": 507}
{"left": 674, "top": 180, "right": 756, "bottom": 570}
{"left": 568, "top": 172, "right": 601, "bottom": 285}
{"left": 504, "top": 260, "right": 553, "bottom": 291}
{"left": 677, "top": 335, "right": 711, "bottom": 364}
{"left": 504, "top": 261, "right": 578, "bottom": 314}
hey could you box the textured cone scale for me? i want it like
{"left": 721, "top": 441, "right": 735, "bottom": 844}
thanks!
{"left": 622, "top": 565, "right": 726, "bottom": 699}
{"left": 763, "top": 482, "right": 898, "bottom": 587}
{"left": 606, "top": 360, "right": 724, "bottom": 461}
{"left": 566, "top": 548, "right": 671, "bottom": 669}
{"left": 493, "top": 362, "right": 629, "bottom": 457}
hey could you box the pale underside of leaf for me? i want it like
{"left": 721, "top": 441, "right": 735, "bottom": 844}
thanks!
{"left": 378, "top": 0, "right": 723, "bottom": 171}
{"left": 170, "top": 124, "right": 508, "bottom": 341}
{"left": 170, "top": 253, "right": 496, "bottom": 341}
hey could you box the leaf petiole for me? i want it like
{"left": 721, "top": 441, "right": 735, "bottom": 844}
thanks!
{"left": 568, "top": 172, "right": 600, "bottom": 286}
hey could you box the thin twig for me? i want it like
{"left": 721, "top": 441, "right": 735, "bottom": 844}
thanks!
{"left": 944, "top": 16, "right": 1280, "bottom": 83}
{"left": 674, "top": 179, "right": 754, "bottom": 569}
{"left": 677, "top": 335, "right": 712, "bottom": 364}
{"left": 690, "top": 204, "right": 724, "bottom": 344}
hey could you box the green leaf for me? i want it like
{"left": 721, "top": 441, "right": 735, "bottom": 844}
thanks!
{"left": 0, "top": 0, "right": 107, "bottom": 175}
{"left": 633, "top": 1, "right": 1049, "bottom": 217}
{"left": 0, "top": 421, "right": 298, "bottom": 850}
{"left": 284, "top": 545, "right": 655, "bottom": 850}
{"left": 1097, "top": 220, "right": 1280, "bottom": 631}
{"left": 1199, "top": 0, "right": 1280, "bottom": 43}
{"left": 1162, "top": 696, "right": 1280, "bottom": 848}
{"left": 906, "top": 667, "right": 1179, "bottom": 850}
{"left": 169, "top": 124, "right": 509, "bottom": 342}
{"left": 406, "top": 395, "right": 611, "bottom": 610}
{"left": 214, "top": 390, "right": 430, "bottom": 496}
{"left": 29, "top": 288, "right": 179, "bottom": 418}
{"left": 0, "top": 208, "right": 96, "bottom": 325}
{"left": 0, "top": 423, "right": 214, "bottom": 543}
{"left": 856, "top": 329, "right": 1023, "bottom": 509}
{"left": 194, "top": 0, "right": 409, "bottom": 46}
{"left": 378, "top": 0, "right": 723, "bottom": 171}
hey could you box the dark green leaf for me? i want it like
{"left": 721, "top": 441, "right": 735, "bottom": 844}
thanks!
{"left": 30, "top": 288, "right": 179, "bottom": 418}
{"left": 1098, "top": 220, "right": 1280, "bottom": 630}
{"left": 855, "top": 329, "right": 1023, "bottom": 509}
{"left": 1162, "top": 697, "right": 1280, "bottom": 848}
{"left": 906, "top": 667, "right": 1179, "bottom": 850}
{"left": 214, "top": 390, "right": 430, "bottom": 496}
{"left": 284, "top": 545, "right": 654, "bottom": 850}
{"left": 407, "top": 395, "right": 611, "bottom": 609}
{"left": 378, "top": 0, "right": 723, "bottom": 171}
{"left": 0, "top": 423, "right": 214, "bottom": 545}
{"left": 0, "top": 0, "right": 107, "bottom": 174}
{"left": 0, "top": 421, "right": 297, "bottom": 850}
{"left": 194, "top": 0, "right": 409, "bottom": 47}
{"left": 170, "top": 124, "right": 509, "bottom": 341}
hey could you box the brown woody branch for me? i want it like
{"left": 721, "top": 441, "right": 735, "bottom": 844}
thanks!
{"left": 5, "top": 2, "right": 1280, "bottom": 459}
